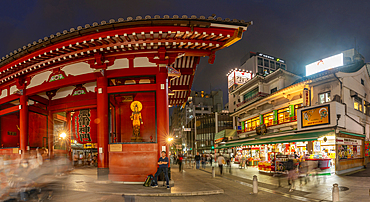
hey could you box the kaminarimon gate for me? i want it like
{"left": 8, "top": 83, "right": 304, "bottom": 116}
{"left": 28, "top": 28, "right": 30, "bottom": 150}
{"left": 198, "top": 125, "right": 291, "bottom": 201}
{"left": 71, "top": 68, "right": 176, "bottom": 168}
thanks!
{"left": 0, "top": 15, "right": 251, "bottom": 181}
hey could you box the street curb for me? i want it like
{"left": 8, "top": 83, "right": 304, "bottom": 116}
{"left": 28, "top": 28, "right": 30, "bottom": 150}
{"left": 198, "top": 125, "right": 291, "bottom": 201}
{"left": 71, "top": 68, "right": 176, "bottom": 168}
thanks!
{"left": 120, "top": 189, "right": 224, "bottom": 197}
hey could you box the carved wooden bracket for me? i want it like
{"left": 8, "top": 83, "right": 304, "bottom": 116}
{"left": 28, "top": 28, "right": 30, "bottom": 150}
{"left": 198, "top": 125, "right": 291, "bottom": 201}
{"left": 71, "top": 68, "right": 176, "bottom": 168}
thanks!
{"left": 88, "top": 53, "right": 115, "bottom": 69}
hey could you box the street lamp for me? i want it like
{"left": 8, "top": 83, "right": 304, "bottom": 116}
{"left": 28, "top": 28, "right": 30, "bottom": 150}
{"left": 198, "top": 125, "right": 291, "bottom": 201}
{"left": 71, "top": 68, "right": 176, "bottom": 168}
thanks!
{"left": 60, "top": 132, "right": 67, "bottom": 139}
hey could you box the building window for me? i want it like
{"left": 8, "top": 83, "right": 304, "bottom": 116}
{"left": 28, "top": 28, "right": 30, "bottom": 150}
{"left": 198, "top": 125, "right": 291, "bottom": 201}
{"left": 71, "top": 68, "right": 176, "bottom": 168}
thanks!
{"left": 270, "top": 87, "right": 277, "bottom": 94}
{"left": 245, "top": 117, "right": 260, "bottom": 131}
{"left": 319, "top": 92, "right": 331, "bottom": 104}
{"left": 243, "top": 87, "right": 259, "bottom": 101}
{"left": 276, "top": 63, "right": 281, "bottom": 69}
{"left": 361, "top": 79, "right": 364, "bottom": 85}
{"left": 354, "top": 97, "right": 362, "bottom": 112}
{"left": 263, "top": 112, "right": 274, "bottom": 126}
{"left": 281, "top": 64, "right": 286, "bottom": 70}
{"left": 264, "top": 59, "right": 269, "bottom": 67}
{"left": 270, "top": 61, "right": 275, "bottom": 69}
{"left": 258, "top": 66, "right": 263, "bottom": 75}
{"left": 233, "top": 94, "right": 235, "bottom": 98}
{"left": 234, "top": 101, "right": 236, "bottom": 105}
{"left": 258, "top": 57, "right": 263, "bottom": 66}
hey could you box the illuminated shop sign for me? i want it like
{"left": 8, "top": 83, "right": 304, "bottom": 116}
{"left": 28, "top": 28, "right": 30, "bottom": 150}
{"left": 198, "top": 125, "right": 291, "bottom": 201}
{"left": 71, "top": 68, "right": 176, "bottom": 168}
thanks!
{"left": 257, "top": 52, "right": 285, "bottom": 63}
{"left": 305, "top": 53, "right": 343, "bottom": 76}
{"left": 301, "top": 105, "right": 330, "bottom": 128}
{"left": 227, "top": 69, "right": 253, "bottom": 88}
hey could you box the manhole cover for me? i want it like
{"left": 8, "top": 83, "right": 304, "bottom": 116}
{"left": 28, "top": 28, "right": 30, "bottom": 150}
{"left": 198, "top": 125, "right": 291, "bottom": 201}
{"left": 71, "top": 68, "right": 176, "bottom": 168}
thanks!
{"left": 328, "top": 186, "right": 349, "bottom": 192}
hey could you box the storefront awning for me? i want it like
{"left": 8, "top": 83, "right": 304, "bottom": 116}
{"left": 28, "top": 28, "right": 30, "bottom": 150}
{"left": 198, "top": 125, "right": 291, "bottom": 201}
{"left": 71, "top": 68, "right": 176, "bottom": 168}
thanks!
{"left": 216, "top": 130, "right": 334, "bottom": 149}
{"left": 214, "top": 129, "right": 237, "bottom": 143}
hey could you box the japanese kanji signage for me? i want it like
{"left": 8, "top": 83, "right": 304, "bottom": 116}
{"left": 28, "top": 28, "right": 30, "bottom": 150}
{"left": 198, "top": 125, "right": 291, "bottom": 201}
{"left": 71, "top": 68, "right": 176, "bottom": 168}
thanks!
{"left": 72, "top": 109, "right": 97, "bottom": 144}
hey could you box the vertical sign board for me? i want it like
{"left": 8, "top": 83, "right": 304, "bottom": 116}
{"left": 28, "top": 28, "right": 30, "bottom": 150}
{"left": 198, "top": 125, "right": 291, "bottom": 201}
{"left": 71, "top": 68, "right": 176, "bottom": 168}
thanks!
{"left": 72, "top": 109, "right": 97, "bottom": 144}
{"left": 303, "top": 89, "right": 310, "bottom": 106}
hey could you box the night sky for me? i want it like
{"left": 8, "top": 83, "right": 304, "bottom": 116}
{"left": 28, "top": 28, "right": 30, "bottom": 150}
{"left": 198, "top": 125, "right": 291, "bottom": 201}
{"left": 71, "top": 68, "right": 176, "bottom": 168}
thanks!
{"left": 1, "top": 0, "right": 369, "bottom": 105}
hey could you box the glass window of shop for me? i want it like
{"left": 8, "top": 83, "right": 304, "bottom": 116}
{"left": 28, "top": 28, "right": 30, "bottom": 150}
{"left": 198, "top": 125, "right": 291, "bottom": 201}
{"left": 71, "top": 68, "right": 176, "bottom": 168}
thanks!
{"left": 263, "top": 112, "right": 274, "bottom": 126}
{"left": 245, "top": 117, "right": 260, "bottom": 131}
{"left": 319, "top": 92, "right": 331, "bottom": 104}
{"left": 277, "top": 108, "right": 290, "bottom": 124}
{"left": 354, "top": 96, "right": 362, "bottom": 112}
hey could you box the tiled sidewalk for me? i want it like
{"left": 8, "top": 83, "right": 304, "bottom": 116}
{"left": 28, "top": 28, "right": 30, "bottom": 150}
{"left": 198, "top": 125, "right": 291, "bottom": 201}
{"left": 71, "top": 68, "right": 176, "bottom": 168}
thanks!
{"left": 199, "top": 163, "right": 370, "bottom": 201}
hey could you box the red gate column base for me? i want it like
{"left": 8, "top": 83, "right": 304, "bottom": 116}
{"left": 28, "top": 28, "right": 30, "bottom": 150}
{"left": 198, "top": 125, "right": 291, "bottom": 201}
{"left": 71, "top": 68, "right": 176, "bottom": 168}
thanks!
{"left": 98, "top": 168, "right": 109, "bottom": 180}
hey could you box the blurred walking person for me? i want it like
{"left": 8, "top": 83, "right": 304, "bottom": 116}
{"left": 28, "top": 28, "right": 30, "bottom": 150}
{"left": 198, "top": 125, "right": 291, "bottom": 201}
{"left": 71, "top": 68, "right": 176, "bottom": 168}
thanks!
{"left": 201, "top": 154, "right": 206, "bottom": 169}
{"left": 195, "top": 152, "right": 201, "bottom": 169}
{"left": 178, "top": 152, "right": 183, "bottom": 172}
{"left": 217, "top": 155, "right": 226, "bottom": 175}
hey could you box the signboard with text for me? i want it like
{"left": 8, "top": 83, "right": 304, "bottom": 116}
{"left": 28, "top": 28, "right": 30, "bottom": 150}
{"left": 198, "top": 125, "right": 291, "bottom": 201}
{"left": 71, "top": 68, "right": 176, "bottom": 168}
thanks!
{"left": 72, "top": 109, "right": 97, "bottom": 144}
{"left": 301, "top": 105, "right": 330, "bottom": 128}
{"left": 227, "top": 70, "right": 253, "bottom": 88}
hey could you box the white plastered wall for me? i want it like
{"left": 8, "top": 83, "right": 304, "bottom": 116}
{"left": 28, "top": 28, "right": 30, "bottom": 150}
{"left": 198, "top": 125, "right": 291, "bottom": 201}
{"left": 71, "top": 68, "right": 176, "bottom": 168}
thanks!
{"left": 62, "top": 62, "right": 94, "bottom": 76}
{"left": 27, "top": 71, "right": 52, "bottom": 89}
{"left": 134, "top": 57, "right": 156, "bottom": 67}
{"left": 0, "top": 89, "right": 7, "bottom": 99}
{"left": 107, "top": 58, "right": 129, "bottom": 70}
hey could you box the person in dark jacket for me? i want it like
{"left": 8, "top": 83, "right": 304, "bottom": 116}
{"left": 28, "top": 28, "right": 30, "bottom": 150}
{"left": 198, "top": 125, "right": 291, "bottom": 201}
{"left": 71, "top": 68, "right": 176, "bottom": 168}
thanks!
{"left": 152, "top": 151, "right": 170, "bottom": 189}
{"left": 195, "top": 152, "right": 201, "bottom": 169}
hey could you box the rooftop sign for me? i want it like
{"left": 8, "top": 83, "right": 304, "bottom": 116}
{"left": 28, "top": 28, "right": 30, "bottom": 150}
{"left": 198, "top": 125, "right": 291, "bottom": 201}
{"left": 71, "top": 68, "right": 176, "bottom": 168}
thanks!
{"left": 227, "top": 69, "right": 253, "bottom": 88}
{"left": 305, "top": 53, "right": 343, "bottom": 76}
{"left": 256, "top": 52, "right": 285, "bottom": 63}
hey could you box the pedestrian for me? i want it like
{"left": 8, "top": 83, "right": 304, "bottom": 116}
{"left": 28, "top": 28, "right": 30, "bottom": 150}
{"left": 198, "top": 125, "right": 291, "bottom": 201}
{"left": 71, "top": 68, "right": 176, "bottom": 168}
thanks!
{"left": 178, "top": 152, "right": 183, "bottom": 172}
{"left": 217, "top": 155, "right": 226, "bottom": 175}
{"left": 210, "top": 155, "right": 213, "bottom": 166}
{"left": 152, "top": 151, "right": 170, "bottom": 189}
{"left": 195, "top": 152, "right": 201, "bottom": 169}
{"left": 201, "top": 154, "right": 206, "bottom": 169}
{"left": 286, "top": 159, "right": 297, "bottom": 191}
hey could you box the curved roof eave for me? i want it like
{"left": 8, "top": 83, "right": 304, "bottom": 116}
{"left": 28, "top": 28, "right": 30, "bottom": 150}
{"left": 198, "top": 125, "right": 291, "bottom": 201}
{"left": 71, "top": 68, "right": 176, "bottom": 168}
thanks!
{"left": 0, "top": 15, "right": 252, "bottom": 68}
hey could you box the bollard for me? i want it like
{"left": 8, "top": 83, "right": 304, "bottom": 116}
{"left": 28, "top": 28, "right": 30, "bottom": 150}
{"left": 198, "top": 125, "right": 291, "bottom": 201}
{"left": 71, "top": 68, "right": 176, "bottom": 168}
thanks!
{"left": 212, "top": 167, "right": 215, "bottom": 178}
{"left": 332, "top": 183, "right": 339, "bottom": 202}
{"left": 253, "top": 175, "right": 258, "bottom": 194}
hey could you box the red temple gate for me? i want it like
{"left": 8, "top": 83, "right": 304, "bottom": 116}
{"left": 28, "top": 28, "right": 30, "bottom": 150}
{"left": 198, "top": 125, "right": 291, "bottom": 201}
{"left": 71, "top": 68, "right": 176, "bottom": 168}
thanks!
{"left": 0, "top": 15, "right": 251, "bottom": 181}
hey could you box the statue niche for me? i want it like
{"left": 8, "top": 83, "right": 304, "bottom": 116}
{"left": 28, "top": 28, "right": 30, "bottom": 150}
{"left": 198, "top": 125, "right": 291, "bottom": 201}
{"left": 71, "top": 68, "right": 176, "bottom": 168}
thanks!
{"left": 130, "top": 101, "right": 143, "bottom": 142}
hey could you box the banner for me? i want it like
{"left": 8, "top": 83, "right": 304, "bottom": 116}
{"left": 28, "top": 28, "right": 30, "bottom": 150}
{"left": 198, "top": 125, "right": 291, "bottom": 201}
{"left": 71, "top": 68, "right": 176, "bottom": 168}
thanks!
{"left": 72, "top": 109, "right": 97, "bottom": 144}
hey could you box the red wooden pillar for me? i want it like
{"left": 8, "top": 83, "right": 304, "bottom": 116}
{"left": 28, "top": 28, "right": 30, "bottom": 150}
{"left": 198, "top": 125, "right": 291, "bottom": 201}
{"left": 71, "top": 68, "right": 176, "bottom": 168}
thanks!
{"left": 48, "top": 110, "right": 54, "bottom": 158}
{"left": 66, "top": 111, "right": 72, "bottom": 160}
{"left": 97, "top": 76, "right": 109, "bottom": 179}
{"left": 156, "top": 65, "right": 169, "bottom": 162}
{"left": 19, "top": 93, "right": 28, "bottom": 155}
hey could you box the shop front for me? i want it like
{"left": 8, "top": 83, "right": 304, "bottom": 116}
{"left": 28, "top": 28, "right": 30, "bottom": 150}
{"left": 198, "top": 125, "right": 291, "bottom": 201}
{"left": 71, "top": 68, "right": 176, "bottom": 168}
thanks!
{"left": 217, "top": 130, "right": 337, "bottom": 173}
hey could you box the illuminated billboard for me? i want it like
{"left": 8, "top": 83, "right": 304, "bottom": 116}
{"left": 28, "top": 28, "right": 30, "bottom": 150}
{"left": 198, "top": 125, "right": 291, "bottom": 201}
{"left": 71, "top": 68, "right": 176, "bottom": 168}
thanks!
{"left": 301, "top": 105, "right": 330, "bottom": 128}
{"left": 305, "top": 53, "right": 343, "bottom": 76}
{"left": 227, "top": 69, "right": 253, "bottom": 88}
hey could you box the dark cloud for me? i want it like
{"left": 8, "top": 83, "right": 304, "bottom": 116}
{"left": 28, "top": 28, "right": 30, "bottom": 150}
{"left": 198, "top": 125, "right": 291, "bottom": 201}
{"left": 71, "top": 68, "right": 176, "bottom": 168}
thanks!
{"left": 0, "top": 0, "right": 369, "bottom": 104}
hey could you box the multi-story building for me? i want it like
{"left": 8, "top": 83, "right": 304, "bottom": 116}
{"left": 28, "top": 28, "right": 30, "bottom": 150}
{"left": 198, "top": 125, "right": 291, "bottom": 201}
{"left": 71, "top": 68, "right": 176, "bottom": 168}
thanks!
{"left": 184, "top": 112, "right": 233, "bottom": 154}
{"left": 228, "top": 51, "right": 287, "bottom": 113}
{"left": 220, "top": 49, "right": 369, "bottom": 174}
{"left": 169, "top": 90, "right": 224, "bottom": 149}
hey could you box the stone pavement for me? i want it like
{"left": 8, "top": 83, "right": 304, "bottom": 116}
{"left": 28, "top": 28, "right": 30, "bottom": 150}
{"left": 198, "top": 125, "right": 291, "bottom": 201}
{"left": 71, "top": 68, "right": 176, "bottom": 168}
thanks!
{"left": 40, "top": 163, "right": 370, "bottom": 201}
{"left": 45, "top": 165, "right": 303, "bottom": 202}
{"left": 200, "top": 163, "right": 370, "bottom": 202}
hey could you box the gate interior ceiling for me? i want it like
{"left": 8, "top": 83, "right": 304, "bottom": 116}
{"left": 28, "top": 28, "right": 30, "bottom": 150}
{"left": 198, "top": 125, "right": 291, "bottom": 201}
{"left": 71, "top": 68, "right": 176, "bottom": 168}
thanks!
{"left": 0, "top": 15, "right": 251, "bottom": 106}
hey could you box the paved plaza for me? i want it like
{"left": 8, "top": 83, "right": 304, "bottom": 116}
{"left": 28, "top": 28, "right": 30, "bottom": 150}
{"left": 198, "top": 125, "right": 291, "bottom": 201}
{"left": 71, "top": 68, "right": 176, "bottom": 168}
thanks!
{"left": 31, "top": 163, "right": 370, "bottom": 202}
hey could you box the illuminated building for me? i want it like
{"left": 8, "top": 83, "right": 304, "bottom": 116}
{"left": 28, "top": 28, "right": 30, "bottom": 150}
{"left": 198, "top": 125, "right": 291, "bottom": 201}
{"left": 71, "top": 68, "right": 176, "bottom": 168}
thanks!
{"left": 219, "top": 49, "right": 368, "bottom": 174}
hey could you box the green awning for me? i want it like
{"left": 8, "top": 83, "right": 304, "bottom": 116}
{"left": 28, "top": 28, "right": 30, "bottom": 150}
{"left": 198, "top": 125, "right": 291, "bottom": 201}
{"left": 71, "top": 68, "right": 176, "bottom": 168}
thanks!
{"left": 339, "top": 131, "right": 365, "bottom": 138}
{"left": 214, "top": 129, "right": 237, "bottom": 141}
{"left": 216, "top": 130, "right": 334, "bottom": 149}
